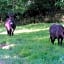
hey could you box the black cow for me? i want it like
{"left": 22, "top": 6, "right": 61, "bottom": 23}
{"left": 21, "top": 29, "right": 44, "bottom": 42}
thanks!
{"left": 5, "top": 16, "right": 16, "bottom": 36}
{"left": 49, "top": 24, "right": 64, "bottom": 45}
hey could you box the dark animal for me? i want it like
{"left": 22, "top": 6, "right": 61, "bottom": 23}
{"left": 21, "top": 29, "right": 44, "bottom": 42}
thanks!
{"left": 5, "top": 16, "right": 16, "bottom": 36}
{"left": 49, "top": 24, "right": 64, "bottom": 45}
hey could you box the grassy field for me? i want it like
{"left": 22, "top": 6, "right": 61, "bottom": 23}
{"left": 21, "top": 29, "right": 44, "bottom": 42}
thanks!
{"left": 0, "top": 23, "right": 64, "bottom": 64}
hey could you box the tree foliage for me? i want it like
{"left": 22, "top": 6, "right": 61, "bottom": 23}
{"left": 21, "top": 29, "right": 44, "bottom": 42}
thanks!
{"left": 0, "top": 0, "right": 64, "bottom": 23}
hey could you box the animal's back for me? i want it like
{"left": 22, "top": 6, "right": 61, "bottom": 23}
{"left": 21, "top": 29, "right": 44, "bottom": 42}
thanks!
{"left": 49, "top": 24, "right": 64, "bottom": 38}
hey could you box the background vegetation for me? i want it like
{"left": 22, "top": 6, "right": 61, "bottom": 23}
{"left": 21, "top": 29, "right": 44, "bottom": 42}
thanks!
{"left": 0, "top": 0, "right": 64, "bottom": 24}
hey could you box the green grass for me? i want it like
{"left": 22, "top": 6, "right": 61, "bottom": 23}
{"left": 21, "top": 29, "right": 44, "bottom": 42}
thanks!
{"left": 0, "top": 23, "right": 64, "bottom": 64}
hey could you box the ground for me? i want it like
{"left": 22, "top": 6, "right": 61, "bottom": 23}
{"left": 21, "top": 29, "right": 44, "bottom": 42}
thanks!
{"left": 0, "top": 23, "right": 64, "bottom": 64}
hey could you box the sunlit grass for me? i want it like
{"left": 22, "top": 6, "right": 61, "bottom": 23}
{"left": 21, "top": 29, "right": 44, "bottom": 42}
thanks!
{"left": 0, "top": 23, "right": 64, "bottom": 64}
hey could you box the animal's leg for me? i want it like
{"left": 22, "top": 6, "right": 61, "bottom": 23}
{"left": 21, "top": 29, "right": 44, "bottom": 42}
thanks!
{"left": 58, "top": 38, "right": 61, "bottom": 45}
{"left": 50, "top": 37, "right": 55, "bottom": 44}
{"left": 7, "top": 30, "right": 11, "bottom": 36}
{"left": 58, "top": 36, "right": 63, "bottom": 46}
{"left": 7, "top": 30, "right": 9, "bottom": 35}
{"left": 60, "top": 37, "right": 63, "bottom": 46}
{"left": 11, "top": 29, "right": 14, "bottom": 36}
{"left": 11, "top": 31, "right": 14, "bottom": 36}
{"left": 9, "top": 29, "right": 12, "bottom": 36}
